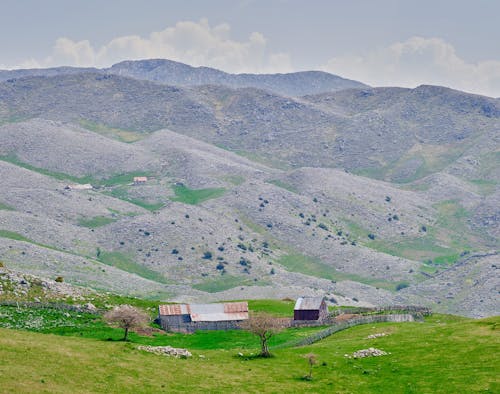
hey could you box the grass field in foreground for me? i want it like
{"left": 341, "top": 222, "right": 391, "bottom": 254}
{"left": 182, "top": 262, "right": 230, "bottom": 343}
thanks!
{"left": 0, "top": 314, "right": 497, "bottom": 393}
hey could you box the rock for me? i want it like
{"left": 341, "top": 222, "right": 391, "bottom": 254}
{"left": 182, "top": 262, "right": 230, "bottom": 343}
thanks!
{"left": 137, "top": 345, "right": 192, "bottom": 358}
{"left": 84, "top": 302, "right": 97, "bottom": 312}
{"left": 367, "top": 332, "right": 388, "bottom": 339}
{"left": 346, "top": 347, "right": 389, "bottom": 358}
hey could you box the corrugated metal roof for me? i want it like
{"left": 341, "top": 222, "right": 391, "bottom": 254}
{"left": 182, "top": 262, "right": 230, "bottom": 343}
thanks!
{"left": 224, "top": 302, "right": 248, "bottom": 313}
{"left": 294, "top": 297, "right": 325, "bottom": 310}
{"left": 159, "top": 304, "right": 189, "bottom": 315}
{"left": 191, "top": 312, "right": 249, "bottom": 322}
{"left": 159, "top": 302, "right": 249, "bottom": 321}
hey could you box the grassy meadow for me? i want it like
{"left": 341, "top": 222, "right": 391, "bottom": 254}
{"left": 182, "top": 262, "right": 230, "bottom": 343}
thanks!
{"left": 0, "top": 299, "right": 497, "bottom": 393}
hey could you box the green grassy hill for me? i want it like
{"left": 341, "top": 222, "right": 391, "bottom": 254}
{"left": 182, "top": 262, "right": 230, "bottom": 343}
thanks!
{"left": 0, "top": 313, "right": 497, "bottom": 393}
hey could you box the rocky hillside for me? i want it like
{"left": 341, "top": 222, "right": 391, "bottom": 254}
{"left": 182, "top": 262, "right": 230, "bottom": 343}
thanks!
{"left": 1, "top": 73, "right": 497, "bottom": 182}
{"left": 0, "top": 61, "right": 498, "bottom": 317}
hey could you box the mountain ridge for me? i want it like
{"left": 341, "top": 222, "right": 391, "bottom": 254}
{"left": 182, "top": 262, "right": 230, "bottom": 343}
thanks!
{"left": 0, "top": 58, "right": 368, "bottom": 96}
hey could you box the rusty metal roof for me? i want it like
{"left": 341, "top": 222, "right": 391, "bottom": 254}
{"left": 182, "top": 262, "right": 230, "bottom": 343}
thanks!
{"left": 159, "top": 302, "right": 249, "bottom": 322}
{"left": 159, "top": 304, "right": 189, "bottom": 316}
{"left": 294, "top": 297, "right": 325, "bottom": 311}
{"left": 224, "top": 302, "right": 248, "bottom": 313}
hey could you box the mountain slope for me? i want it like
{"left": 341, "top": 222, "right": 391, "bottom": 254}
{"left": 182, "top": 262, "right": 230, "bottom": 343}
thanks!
{"left": 1, "top": 74, "right": 497, "bottom": 183}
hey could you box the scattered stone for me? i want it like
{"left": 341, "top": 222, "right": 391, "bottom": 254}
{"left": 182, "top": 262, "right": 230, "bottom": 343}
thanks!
{"left": 346, "top": 347, "right": 389, "bottom": 358}
{"left": 137, "top": 345, "right": 192, "bottom": 358}
{"left": 367, "top": 332, "right": 388, "bottom": 339}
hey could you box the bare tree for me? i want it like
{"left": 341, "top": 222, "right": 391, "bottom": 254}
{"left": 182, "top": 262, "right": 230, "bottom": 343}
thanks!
{"left": 240, "top": 312, "right": 285, "bottom": 357}
{"left": 103, "top": 305, "right": 150, "bottom": 341}
{"left": 303, "top": 353, "right": 318, "bottom": 380}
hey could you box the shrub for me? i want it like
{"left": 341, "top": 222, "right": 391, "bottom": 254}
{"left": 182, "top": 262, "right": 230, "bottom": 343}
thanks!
{"left": 202, "top": 251, "right": 213, "bottom": 260}
{"left": 421, "top": 225, "right": 427, "bottom": 232}
{"left": 171, "top": 249, "right": 179, "bottom": 254}
{"left": 385, "top": 196, "right": 391, "bottom": 202}
{"left": 0, "top": 261, "right": 4, "bottom": 268}
{"left": 368, "top": 233, "right": 376, "bottom": 240}
{"left": 396, "top": 282, "right": 409, "bottom": 291}
{"left": 55, "top": 276, "right": 64, "bottom": 283}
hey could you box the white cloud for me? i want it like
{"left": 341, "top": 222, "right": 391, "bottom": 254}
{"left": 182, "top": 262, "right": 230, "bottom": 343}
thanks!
{"left": 323, "top": 36, "right": 500, "bottom": 97}
{"left": 23, "top": 19, "right": 292, "bottom": 74}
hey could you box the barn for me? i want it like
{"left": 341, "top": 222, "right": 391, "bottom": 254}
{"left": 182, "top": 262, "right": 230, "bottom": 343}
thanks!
{"left": 158, "top": 302, "right": 249, "bottom": 333}
{"left": 293, "top": 297, "right": 328, "bottom": 322}
{"left": 133, "top": 176, "right": 148, "bottom": 185}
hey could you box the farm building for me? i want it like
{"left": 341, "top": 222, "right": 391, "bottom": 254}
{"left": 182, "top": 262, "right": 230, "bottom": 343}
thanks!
{"left": 158, "top": 302, "right": 249, "bottom": 333}
{"left": 294, "top": 297, "right": 328, "bottom": 322}
{"left": 133, "top": 176, "right": 148, "bottom": 185}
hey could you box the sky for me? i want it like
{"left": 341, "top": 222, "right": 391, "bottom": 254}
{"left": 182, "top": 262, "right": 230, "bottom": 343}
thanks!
{"left": 1, "top": 0, "right": 499, "bottom": 97}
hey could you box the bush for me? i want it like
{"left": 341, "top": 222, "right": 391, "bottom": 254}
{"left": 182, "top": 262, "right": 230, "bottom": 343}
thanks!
{"left": 368, "top": 233, "right": 376, "bottom": 240}
{"left": 55, "top": 276, "right": 64, "bottom": 283}
{"left": 396, "top": 282, "right": 409, "bottom": 291}
{"left": 0, "top": 261, "right": 4, "bottom": 268}
{"left": 202, "top": 251, "right": 213, "bottom": 260}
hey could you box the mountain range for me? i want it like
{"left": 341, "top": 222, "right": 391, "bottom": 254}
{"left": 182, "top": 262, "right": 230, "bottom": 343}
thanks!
{"left": 0, "top": 59, "right": 498, "bottom": 317}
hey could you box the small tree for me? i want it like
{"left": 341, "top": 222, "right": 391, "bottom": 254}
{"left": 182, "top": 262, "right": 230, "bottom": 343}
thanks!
{"left": 303, "top": 353, "right": 318, "bottom": 380}
{"left": 240, "top": 312, "right": 284, "bottom": 357}
{"left": 103, "top": 305, "right": 149, "bottom": 341}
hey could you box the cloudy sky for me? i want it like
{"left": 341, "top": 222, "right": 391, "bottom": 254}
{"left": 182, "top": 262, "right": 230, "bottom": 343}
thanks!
{"left": 1, "top": 0, "right": 499, "bottom": 96}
